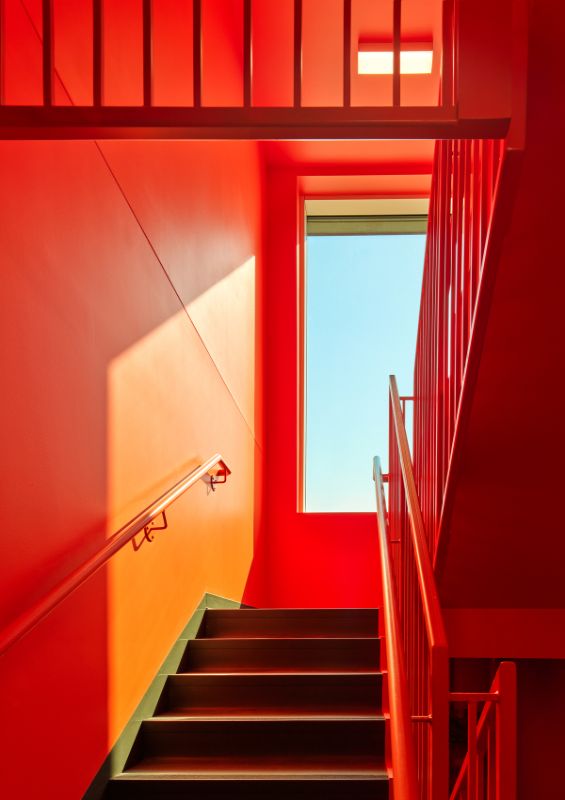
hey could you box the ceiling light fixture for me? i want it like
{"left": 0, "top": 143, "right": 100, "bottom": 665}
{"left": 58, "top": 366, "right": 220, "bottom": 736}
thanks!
{"left": 358, "top": 45, "right": 433, "bottom": 75}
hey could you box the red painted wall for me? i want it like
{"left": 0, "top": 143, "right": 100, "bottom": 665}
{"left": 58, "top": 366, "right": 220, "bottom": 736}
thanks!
{"left": 260, "top": 165, "right": 383, "bottom": 609}
{"left": 0, "top": 137, "right": 266, "bottom": 797}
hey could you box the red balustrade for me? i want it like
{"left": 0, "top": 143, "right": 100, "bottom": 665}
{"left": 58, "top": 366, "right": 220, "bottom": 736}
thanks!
{"left": 413, "top": 138, "right": 505, "bottom": 556}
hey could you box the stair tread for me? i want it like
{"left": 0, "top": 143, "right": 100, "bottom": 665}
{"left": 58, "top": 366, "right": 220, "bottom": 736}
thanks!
{"left": 171, "top": 670, "right": 383, "bottom": 676}
{"left": 199, "top": 609, "right": 380, "bottom": 639}
{"left": 153, "top": 713, "right": 385, "bottom": 721}
{"left": 120, "top": 755, "right": 386, "bottom": 775}
{"left": 190, "top": 636, "right": 382, "bottom": 641}
{"left": 112, "top": 771, "right": 388, "bottom": 781}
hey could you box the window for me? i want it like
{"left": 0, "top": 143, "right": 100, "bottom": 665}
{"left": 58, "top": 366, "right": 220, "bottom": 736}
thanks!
{"left": 303, "top": 201, "right": 426, "bottom": 512}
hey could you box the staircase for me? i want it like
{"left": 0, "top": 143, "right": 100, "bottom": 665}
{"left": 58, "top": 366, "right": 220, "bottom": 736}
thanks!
{"left": 106, "top": 608, "right": 389, "bottom": 798}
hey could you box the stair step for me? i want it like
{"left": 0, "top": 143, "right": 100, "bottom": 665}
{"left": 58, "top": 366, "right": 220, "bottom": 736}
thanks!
{"left": 180, "top": 637, "right": 381, "bottom": 673}
{"left": 158, "top": 672, "right": 383, "bottom": 716}
{"left": 106, "top": 774, "right": 389, "bottom": 799}
{"left": 199, "top": 608, "right": 379, "bottom": 639}
{"left": 126, "top": 718, "right": 385, "bottom": 766}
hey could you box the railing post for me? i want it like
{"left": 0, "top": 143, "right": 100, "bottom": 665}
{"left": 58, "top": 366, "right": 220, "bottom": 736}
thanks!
{"left": 142, "top": 0, "right": 153, "bottom": 107}
{"left": 0, "top": 0, "right": 5, "bottom": 106}
{"left": 293, "top": 0, "right": 302, "bottom": 107}
{"left": 494, "top": 662, "right": 517, "bottom": 800}
{"left": 392, "top": 0, "right": 401, "bottom": 106}
{"left": 431, "top": 646, "right": 450, "bottom": 800}
{"left": 93, "top": 0, "right": 103, "bottom": 106}
{"left": 441, "top": 0, "right": 454, "bottom": 108}
{"left": 193, "top": 0, "right": 202, "bottom": 107}
{"left": 243, "top": 0, "right": 252, "bottom": 108}
{"left": 343, "top": 0, "right": 351, "bottom": 107}
{"left": 42, "top": 0, "right": 54, "bottom": 107}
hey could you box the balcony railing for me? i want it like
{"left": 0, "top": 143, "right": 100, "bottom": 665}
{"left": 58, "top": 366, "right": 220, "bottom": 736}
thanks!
{"left": 0, "top": 0, "right": 511, "bottom": 139}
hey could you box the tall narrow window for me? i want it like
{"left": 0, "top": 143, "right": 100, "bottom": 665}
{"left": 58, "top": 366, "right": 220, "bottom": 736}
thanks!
{"left": 303, "top": 201, "right": 426, "bottom": 512}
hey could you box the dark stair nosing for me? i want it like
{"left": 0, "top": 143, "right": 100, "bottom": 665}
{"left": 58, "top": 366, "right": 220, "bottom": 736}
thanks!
{"left": 105, "top": 773, "right": 390, "bottom": 799}
{"left": 111, "top": 773, "right": 389, "bottom": 781}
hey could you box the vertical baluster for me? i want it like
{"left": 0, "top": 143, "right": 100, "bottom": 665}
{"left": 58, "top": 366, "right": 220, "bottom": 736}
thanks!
{"left": 468, "top": 702, "right": 478, "bottom": 800}
{"left": 462, "top": 140, "right": 472, "bottom": 366}
{"left": 343, "top": 0, "right": 351, "bottom": 107}
{"left": 471, "top": 139, "right": 481, "bottom": 312}
{"left": 441, "top": 0, "right": 454, "bottom": 107}
{"left": 293, "top": 0, "right": 302, "bottom": 107}
{"left": 486, "top": 727, "right": 496, "bottom": 799}
{"left": 193, "top": 0, "right": 202, "bottom": 107}
{"left": 243, "top": 0, "right": 252, "bottom": 107}
{"left": 142, "top": 0, "right": 152, "bottom": 106}
{"left": 93, "top": 0, "right": 103, "bottom": 106}
{"left": 392, "top": 0, "right": 401, "bottom": 106}
{"left": 495, "top": 662, "right": 517, "bottom": 800}
{"left": 0, "top": 0, "right": 4, "bottom": 106}
{"left": 43, "top": 0, "right": 54, "bottom": 106}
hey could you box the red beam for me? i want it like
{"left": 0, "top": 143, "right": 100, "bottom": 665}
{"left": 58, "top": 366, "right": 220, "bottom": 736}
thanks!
{"left": 0, "top": 105, "right": 509, "bottom": 140}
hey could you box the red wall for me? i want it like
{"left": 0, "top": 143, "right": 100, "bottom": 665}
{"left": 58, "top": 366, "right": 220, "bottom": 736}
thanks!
{"left": 260, "top": 165, "right": 383, "bottom": 609}
{"left": 0, "top": 137, "right": 266, "bottom": 797}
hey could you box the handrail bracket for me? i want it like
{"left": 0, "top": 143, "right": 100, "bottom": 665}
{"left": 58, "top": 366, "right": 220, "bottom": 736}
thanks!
{"left": 144, "top": 510, "right": 168, "bottom": 543}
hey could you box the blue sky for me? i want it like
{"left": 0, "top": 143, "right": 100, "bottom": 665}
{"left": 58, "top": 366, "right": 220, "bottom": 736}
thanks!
{"left": 305, "top": 234, "right": 425, "bottom": 512}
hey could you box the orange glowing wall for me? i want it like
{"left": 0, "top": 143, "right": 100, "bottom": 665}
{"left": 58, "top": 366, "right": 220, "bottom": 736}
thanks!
{"left": 0, "top": 3, "right": 268, "bottom": 789}
{"left": 0, "top": 2, "right": 269, "bottom": 795}
{"left": 0, "top": 136, "right": 265, "bottom": 797}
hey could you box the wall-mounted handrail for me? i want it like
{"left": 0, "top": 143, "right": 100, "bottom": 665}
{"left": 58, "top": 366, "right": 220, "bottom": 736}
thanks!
{"left": 0, "top": 453, "right": 230, "bottom": 658}
{"left": 373, "top": 456, "right": 419, "bottom": 800}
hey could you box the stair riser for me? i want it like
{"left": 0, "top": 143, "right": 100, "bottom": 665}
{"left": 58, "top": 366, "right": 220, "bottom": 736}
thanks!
{"left": 200, "top": 609, "right": 379, "bottom": 639}
{"left": 106, "top": 779, "right": 389, "bottom": 799}
{"left": 180, "top": 639, "right": 381, "bottom": 673}
{"left": 161, "top": 673, "right": 383, "bottom": 715}
{"left": 131, "top": 719, "right": 385, "bottom": 761}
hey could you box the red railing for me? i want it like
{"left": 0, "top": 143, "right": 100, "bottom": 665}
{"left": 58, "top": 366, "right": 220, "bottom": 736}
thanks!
{"left": 0, "top": 0, "right": 511, "bottom": 140}
{"left": 385, "top": 375, "right": 449, "bottom": 800}
{"left": 374, "top": 454, "right": 420, "bottom": 800}
{"left": 449, "top": 663, "right": 516, "bottom": 800}
{"left": 412, "top": 138, "right": 507, "bottom": 556}
{"left": 376, "top": 379, "right": 517, "bottom": 800}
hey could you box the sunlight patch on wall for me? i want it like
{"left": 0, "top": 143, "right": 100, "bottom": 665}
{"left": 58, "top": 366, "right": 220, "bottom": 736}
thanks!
{"left": 105, "top": 283, "right": 257, "bottom": 743}
{"left": 187, "top": 256, "right": 256, "bottom": 434}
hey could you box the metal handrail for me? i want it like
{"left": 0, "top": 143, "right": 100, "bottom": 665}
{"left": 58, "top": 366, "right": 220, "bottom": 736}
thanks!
{"left": 389, "top": 376, "right": 448, "bottom": 653}
{"left": 373, "top": 456, "right": 419, "bottom": 800}
{"left": 0, "top": 453, "right": 230, "bottom": 657}
{"left": 387, "top": 374, "right": 449, "bottom": 800}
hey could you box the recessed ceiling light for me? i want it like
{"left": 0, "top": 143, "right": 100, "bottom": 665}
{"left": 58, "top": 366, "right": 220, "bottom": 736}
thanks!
{"left": 358, "top": 49, "right": 433, "bottom": 75}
